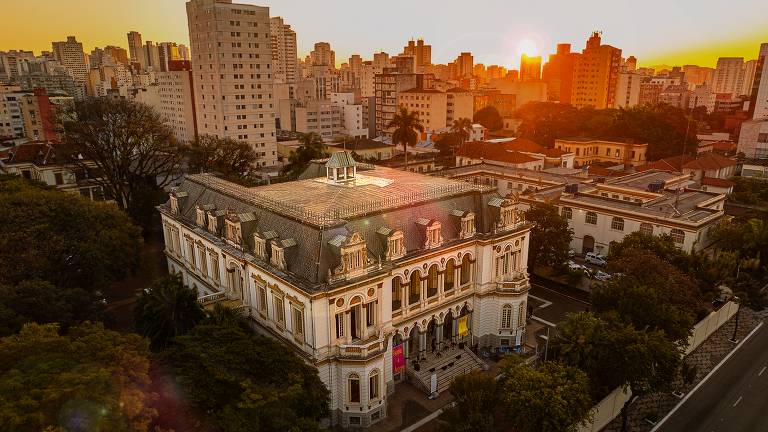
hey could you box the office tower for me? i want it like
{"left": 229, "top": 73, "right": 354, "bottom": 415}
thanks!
{"left": 542, "top": 43, "right": 578, "bottom": 103}
{"left": 712, "top": 57, "right": 745, "bottom": 95}
{"left": 742, "top": 60, "right": 758, "bottom": 97}
{"left": 571, "top": 32, "right": 622, "bottom": 109}
{"left": 51, "top": 36, "right": 89, "bottom": 84}
{"left": 270, "top": 17, "right": 298, "bottom": 83}
{"left": 402, "top": 38, "right": 432, "bottom": 69}
{"left": 520, "top": 54, "right": 541, "bottom": 81}
{"left": 127, "top": 31, "right": 147, "bottom": 69}
{"left": 310, "top": 42, "right": 335, "bottom": 68}
{"left": 186, "top": 0, "right": 277, "bottom": 166}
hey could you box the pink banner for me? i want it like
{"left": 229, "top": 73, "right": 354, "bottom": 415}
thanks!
{"left": 392, "top": 344, "right": 405, "bottom": 373}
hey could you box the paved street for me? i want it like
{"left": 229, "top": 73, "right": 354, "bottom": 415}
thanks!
{"left": 656, "top": 320, "right": 768, "bottom": 432}
{"left": 529, "top": 283, "right": 591, "bottom": 327}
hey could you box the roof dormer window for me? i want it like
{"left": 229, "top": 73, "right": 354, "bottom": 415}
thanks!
{"left": 224, "top": 219, "right": 242, "bottom": 245}
{"left": 461, "top": 213, "right": 476, "bottom": 238}
{"left": 170, "top": 196, "right": 179, "bottom": 214}
{"left": 426, "top": 223, "right": 442, "bottom": 248}
{"left": 254, "top": 235, "right": 267, "bottom": 260}
{"left": 208, "top": 213, "right": 218, "bottom": 233}
{"left": 387, "top": 230, "right": 405, "bottom": 260}
{"left": 270, "top": 242, "right": 285, "bottom": 269}
{"left": 196, "top": 208, "right": 206, "bottom": 227}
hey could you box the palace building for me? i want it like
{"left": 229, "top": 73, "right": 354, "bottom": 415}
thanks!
{"left": 158, "top": 152, "right": 532, "bottom": 428}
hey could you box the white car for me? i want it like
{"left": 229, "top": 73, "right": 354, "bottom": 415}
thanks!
{"left": 593, "top": 270, "right": 611, "bottom": 281}
{"left": 566, "top": 260, "right": 585, "bottom": 271}
{"left": 585, "top": 252, "right": 607, "bottom": 267}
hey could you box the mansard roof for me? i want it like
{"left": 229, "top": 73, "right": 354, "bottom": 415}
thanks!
{"left": 162, "top": 166, "right": 522, "bottom": 292}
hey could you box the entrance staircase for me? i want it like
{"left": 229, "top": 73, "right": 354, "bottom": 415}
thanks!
{"left": 407, "top": 346, "right": 487, "bottom": 396}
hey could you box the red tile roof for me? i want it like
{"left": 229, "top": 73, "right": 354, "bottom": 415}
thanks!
{"left": 712, "top": 141, "right": 737, "bottom": 152}
{"left": 635, "top": 155, "right": 695, "bottom": 172}
{"left": 701, "top": 177, "right": 734, "bottom": 188}
{"left": 457, "top": 141, "right": 539, "bottom": 165}
{"left": 682, "top": 153, "right": 736, "bottom": 171}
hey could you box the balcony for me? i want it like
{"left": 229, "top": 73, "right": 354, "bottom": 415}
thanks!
{"left": 337, "top": 338, "right": 386, "bottom": 360}
{"left": 496, "top": 271, "right": 529, "bottom": 294}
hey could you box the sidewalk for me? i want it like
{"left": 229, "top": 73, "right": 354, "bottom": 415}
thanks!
{"left": 600, "top": 307, "right": 765, "bottom": 432}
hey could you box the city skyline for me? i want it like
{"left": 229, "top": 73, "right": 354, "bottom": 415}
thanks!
{"left": 2, "top": 0, "right": 767, "bottom": 69}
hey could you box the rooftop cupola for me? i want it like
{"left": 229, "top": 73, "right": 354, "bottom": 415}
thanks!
{"left": 325, "top": 151, "right": 357, "bottom": 183}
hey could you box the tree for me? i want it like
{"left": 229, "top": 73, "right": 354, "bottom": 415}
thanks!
{"left": 434, "top": 132, "right": 463, "bottom": 164}
{"left": 500, "top": 360, "right": 593, "bottom": 432}
{"left": 0, "top": 279, "right": 106, "bottom": 337}
{"left": 283, "top": 132, "right": 327, "bottom": 179}
{"left": 599, "top": 251, "right": 703, "bottom": 342}
{"left": 524, "top": 202, "right": 573, "bottom": 270}
{"left": 60, "top": 98, "right": 183, "bottom": 227}
{"left": 443, "top": 371, "right": 498, "bottom": 432}
{"left": 0, "top": 175, "right": 142, "bottom": 292}
{"left": 0, "top": 322, "right": 157, "bottom": 431}
{"left": 551, "top": 313, "right": 682, "bottom": 432}
{"left": 608, "top": 231, "right": 693, "bottom": 273}
{"left": 473, "top": 106, "right": 503, "bottom": 131}
{"left": 161, "top": 323, "right": 329, "bottom": 432}
{"left": 134, "top": 274, "right": 205, "bottom": 349}
{"left": 387, "top": 106, "right": 424, "bottom": 170}
{"left": 186, "top": 134, "right": 259, "bottom": 183}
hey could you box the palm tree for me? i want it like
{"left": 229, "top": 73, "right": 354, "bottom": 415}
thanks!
{"left": 450, "top": 117, "right": 473, "bottom": 164}
{"left": 284, "top": 132, "right": 327, "bottom": 178}
{"left": 204, "top": 303, "right": 253, "bottom": 333}
{"left": 134, "top": 274, "right": 205, "bottom": 349}
{"left": 387, "top": 106, "right": 424, "bottom": 170}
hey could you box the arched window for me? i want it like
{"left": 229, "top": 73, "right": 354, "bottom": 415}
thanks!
{"left": 610, "top": 217, "right": 624, "bottom": 231}
{"left": 369, "top": 370, "right": 380, "bottom": 400}
{"left": 460, "top": 255, "right": 472, "bottom": 285}
{"left": 585, "top": 211, "right": 597, "bottom": 225}
{"left": 427, "top": 265, "right": 439, "bottom": 298}
{"left": 409, "top": 271, "right": 421, "bottom": 305}
{"left": 501, "top": 304, "right": 512, "bottom": 329}
{"left": 670, "top": 229, "right": 685, "bottom": 244}
{"left": 562, "top": 207, "right": 573, "bottom": 220}
{"left": 444, "top": 259, "right": 456, "bottom": 291}
{"left": 392, "top": 277, "right": 402, "bottom": 312}
{"left": 348, "top": 374, "right": 361, "bottom": 403}
{"left": 639, "top": 223, "right": 653, "bottom": 236}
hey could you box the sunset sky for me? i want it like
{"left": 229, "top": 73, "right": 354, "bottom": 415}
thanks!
{"left": 2, "top": 0, "right": 767, "bottom": 69}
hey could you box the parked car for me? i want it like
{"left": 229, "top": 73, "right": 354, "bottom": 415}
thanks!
{"left": 568, "top": 249, "right": 577, "bottom": 258}
{"left": 593, "top": 270, "right": 611, "bottom": 281}
{"left": 584, "top": 252, "right": 607, "bottom": 267}
{"left": 566, "top": 260, "right": 585, "bottom": 271}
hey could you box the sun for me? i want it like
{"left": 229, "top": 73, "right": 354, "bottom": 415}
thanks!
{"left": 517, "top": 39, "right": 539, "bottom": 57}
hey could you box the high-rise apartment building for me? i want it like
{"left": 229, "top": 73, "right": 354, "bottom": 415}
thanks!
{"left": 152, "top": 60, "right": 198, "bottom": 144}
{"left": 145, "top": 41, "right": 161, "bottom": 71}
{"left": 750, "top": 43, "right": 768, "bottom": 120}
{"left": 682, "top": 65, "right": 714, "bottom": 89}
{"left": 373, "top": 51, "right": 391, "bottom": 70}
{"left": 402, "top": 39, "right": 432, "bottom": 70}
{"left": 310, "top": 42, "right": 335, "bottom": 69}
{"left": 127, "top": 31, "right": 147, "bottom": 69}
{"left": 520, "top": 54, "right": 541, "bottom": 81}
{"left": 51, "top": 36, "right": 89, "bottom": 84}
{"left": 615, "top": 72, "right": 641, "bottom": 108}
{"left": 571, "top": 32, "right": 622, "bottom": 109}
{"left": 742, "top": 60, "right": 758, "bottom": 97}
{"left": 374, "top": 72, "right": 433, "bottom": 136}
{"left": 186, "top": 0, "right": 278, "bottom": 166}
{"left": 542, "top": 44, "right": 578, "bottom": 103}
{"left": 454, "top": 52, "right": 473, "bottom": 78}
{"left": 712, "top": 57, "right": 745, "bottom": 96}
{"left": 270, "top": 17, "right": 298, "bottom": 83}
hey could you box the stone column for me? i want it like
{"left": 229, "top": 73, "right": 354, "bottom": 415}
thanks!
{"left": 420, "top": 331, "right": 427, "bottom": 358}
{"left": 437, "top": 323, "right": 444, "bottom": 350}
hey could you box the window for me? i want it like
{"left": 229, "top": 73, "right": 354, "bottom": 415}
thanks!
{"left": 387, "top": 231, "right": 405, "bottom": 259}
{"left": 365, "top": 302, "right": 375, "bottom": 327}
{"left": 639, "top": 223, "right": 653, "bottom": 235}
{"left": 518, "top": 302, "right": 526, "bottom": 327}
{"left": 254, "top": 236, "right": 266, "bottom": 259}
{"left": 445, "top": 260, "right": 455, "bottom": 291}
{"left": 460, "top": 255, "right": 472, "bottom": 285}
{"left": 335, "top": 312, "right": 345, "bottom": 338}
{"left": 196, "top": 208, "right": 206, "bottom": 227}
{"left": 610, "top": 217, "right": 624, "bottom": 231}
{"left": 225, "top": 220, "right": 241, "bottom": 244}
{"left": 562, "top": 207, "right": 572, "bottom": 220}
{"left": 292, "top": 306, "right": 304, "bottom": 341}
{"left": 427, "top": 265, "right": 438, "bottom": 298}
{"left": 187, "top": 240, "right": 196, "bottom": 268}
{"left": 349, "top": 374, "right": 361, "bottom": 403}
{"left": 270, "top": 243, "right": 285, "bottom": 270}
{"left": 425, "top": 223, "right": 442, "bottom": 248}
{"left": 409, "top": 271, "right": 421, "bottom": 305}
{"left": 258, "top": 285, "right": 267, "bottom": 313}
{"left": 54, "top": 173, "right": 64, "bottom": 185}
{"left": 461, "top": 213, "right": 476, "bottom": 238}
{"left": 209, "top": 253, "right": 219, "bottom": 283}
{"left": 369, "top": 370, "right": 380, "bottom": 400}
{"left": 273, "top": 296, "right": 285, "bottom": 325}
{"left": 670, "top": 229, "right": 685, "bottom": 244}
{"left": 392, "top": 278, "right": 402, "bottom": 311}
{"left": 198, "top": 247, "right": 207, "bottom": 276}
{"left": 501, "top": 304, "right": 512, "bottom": 329}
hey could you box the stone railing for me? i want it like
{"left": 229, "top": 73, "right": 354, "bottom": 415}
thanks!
{"left": 197, "top": 291, "right": 226, "bottom": 305}
{"left": 496, "top": 271, "right": 529, "bottom": 294}
{"left": 337, "top": 339, "right": 386, "bottom": 360}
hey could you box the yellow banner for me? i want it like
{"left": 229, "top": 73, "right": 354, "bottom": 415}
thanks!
{"left": 458, "top": 315, "right": 469, "bottom": 338}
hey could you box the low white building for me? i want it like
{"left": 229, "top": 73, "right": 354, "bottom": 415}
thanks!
{"left": 159, "top": 153, "right": 532, "bottom": 428}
